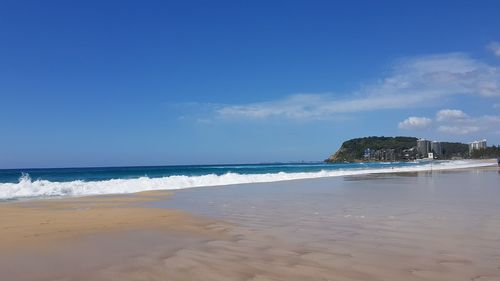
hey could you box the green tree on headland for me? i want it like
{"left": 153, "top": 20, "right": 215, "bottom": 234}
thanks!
{"left": 470, "top": 146, "right": 500, "bottom": 159}
{"left": 441, "top": 142, "right": 469, "bottom": 159}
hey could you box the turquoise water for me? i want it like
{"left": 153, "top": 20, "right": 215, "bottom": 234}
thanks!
{"left": 0, "top": 162, "right": 421, "bottom": 184}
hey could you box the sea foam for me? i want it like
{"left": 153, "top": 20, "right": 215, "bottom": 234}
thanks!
{"left": 0, "top": 160, "right": 492, "bottom": 200}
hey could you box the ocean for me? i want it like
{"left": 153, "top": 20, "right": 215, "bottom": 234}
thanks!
{"left": 0, "top": 160, "right": 492, "bottom": 200}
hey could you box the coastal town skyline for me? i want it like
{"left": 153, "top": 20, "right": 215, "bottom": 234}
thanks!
{"left": 326, "top": 135, "right": 496, "bottom": 163}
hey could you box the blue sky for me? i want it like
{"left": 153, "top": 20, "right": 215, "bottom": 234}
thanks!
{"left": 1, "top": 0, "right": 500, "bottom": 168}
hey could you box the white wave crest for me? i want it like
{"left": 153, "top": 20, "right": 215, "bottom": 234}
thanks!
{"left": 0, "top": 160, "right": 493, "bottom": 200}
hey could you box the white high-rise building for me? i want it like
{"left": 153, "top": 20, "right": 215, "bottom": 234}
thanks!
{"left": 469, "top": 139, "right": 487, "bottom": 153}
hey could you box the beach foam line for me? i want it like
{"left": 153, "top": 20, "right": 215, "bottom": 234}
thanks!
{"left": 0, "top": 160, "right": 493, "bottom": 200}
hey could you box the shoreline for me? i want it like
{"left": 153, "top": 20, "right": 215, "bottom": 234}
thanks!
{"left": 0, "top": 159, "right": 496, "bottom": 202}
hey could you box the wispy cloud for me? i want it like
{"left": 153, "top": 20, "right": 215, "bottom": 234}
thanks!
{"left": 217, "top": 93, "right": 429, "bottom": 120}
{"left": 437, "top": 125, "right": 480, "bottom": 135}
{"left": 216, "top": 53, "right": 500, "bottom": 120}
{"left": 398, "top": 117, "right": 432, "bottom": 130}
{"left": 487, "top": 41, "right": 500, "bottom": 57}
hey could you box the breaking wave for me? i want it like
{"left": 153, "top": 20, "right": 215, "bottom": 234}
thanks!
{"left": 0, "top": 160, "right": 492, "bottom": 200}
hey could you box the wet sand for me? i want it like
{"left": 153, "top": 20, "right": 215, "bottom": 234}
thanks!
{"left": 1, "top": 166, "right": 500, "bottom": 280}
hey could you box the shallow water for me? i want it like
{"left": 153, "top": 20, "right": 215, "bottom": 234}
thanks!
{"left": 147, "top": 169, "right": 500, "bottom": 280}
{"left": 154, "top": 170, "right": 500, "bottom": 236}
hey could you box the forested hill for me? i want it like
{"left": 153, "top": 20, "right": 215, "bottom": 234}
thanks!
{"left": 325, "top": 136, "right": 470, "bottom": 163}
{"left": 325, "top": 136, "right": 417, "bottom": 163}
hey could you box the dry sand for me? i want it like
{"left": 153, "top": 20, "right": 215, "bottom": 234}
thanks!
{"left": 0, "top": 191, "right": 214, "bottom": 249}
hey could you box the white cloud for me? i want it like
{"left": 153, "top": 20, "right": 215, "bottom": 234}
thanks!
{"left": 436, "top": 109, "right": 468, "bottom": 121}
{"left": 398, "top": 117, "right": 432, "bottom": 130}
{"left": 394, "top": 108, "right": 500, "bottom": 136}
{"left": 434, "top": 108, "right": 500, "bottom": 136}
{"left": 216, "top": 53, "right": 500, "bottom": 120}
{"left": 487, "top": 41, "right": 500, "bottom": 57}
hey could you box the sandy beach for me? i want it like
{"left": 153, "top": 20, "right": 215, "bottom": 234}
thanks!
{"left": 1, "top": 165, "right": 500, "bottom": 281}
{"left": 3, "top": 1, "right": 500, "bottom": 280}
